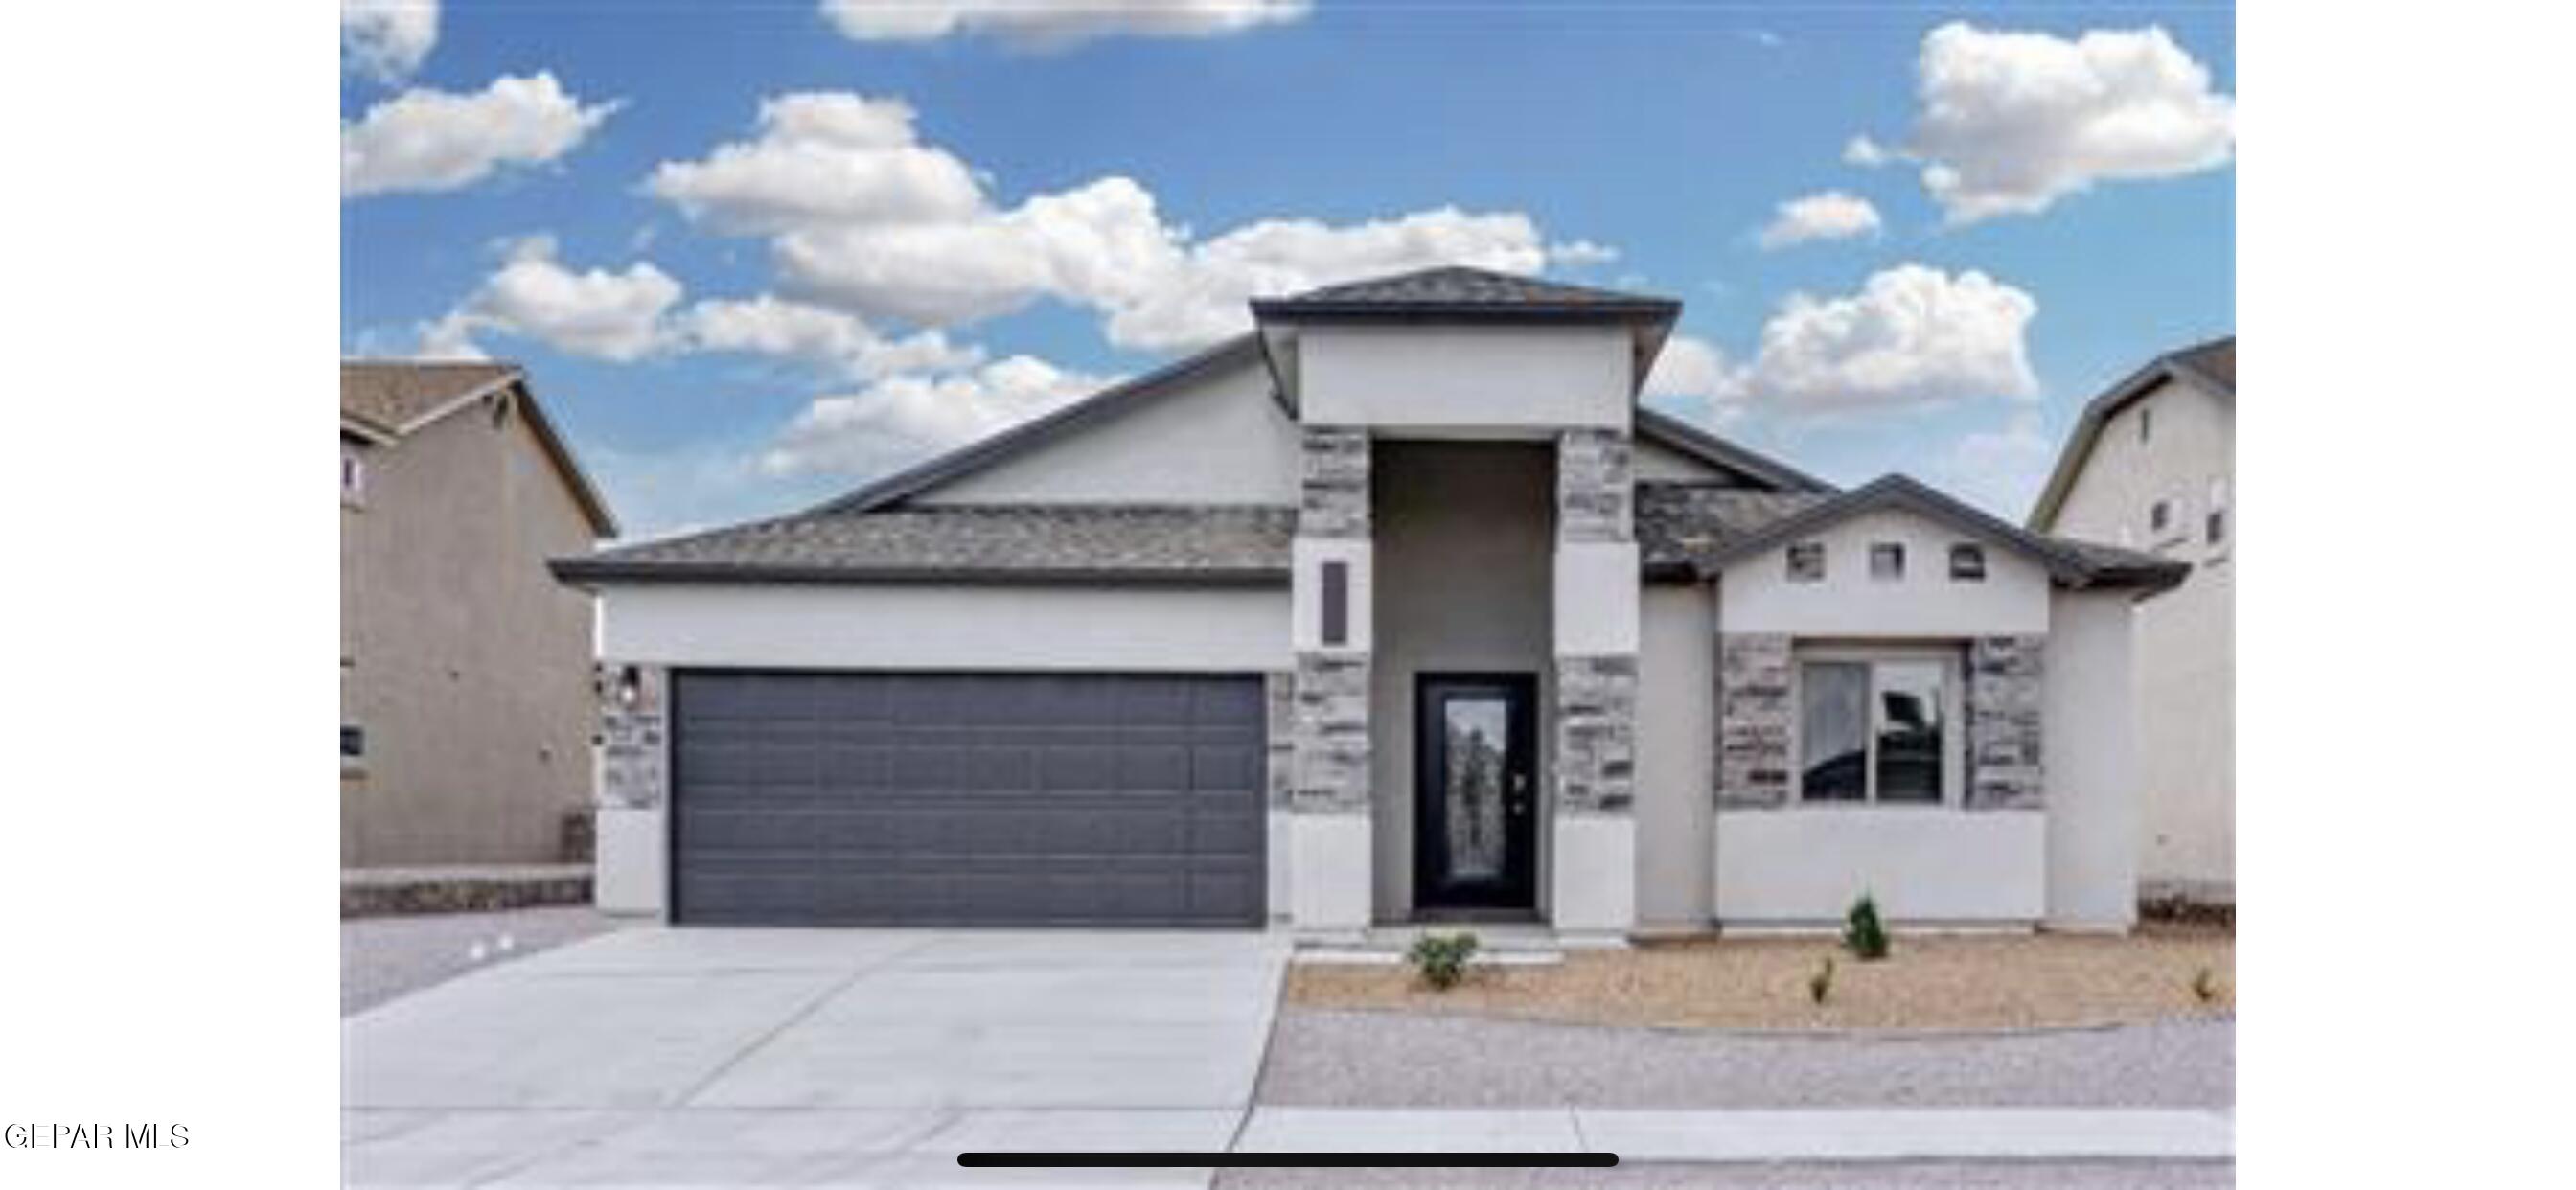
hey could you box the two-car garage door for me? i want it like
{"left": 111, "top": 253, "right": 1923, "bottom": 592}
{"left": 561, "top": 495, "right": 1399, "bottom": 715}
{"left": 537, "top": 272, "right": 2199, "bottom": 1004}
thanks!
{"left": 669, "top": 671, "right": 1267, "bottom": 927}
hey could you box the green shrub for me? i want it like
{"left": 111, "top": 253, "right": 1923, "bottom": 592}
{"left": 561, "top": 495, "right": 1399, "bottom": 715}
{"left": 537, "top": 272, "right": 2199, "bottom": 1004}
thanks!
{"left": 1842, "top": 894, "right": 1891, "bottom": 962}
{"left": 1407, "top": 931, "right": 1481, "bottom": 991}
{"left": 2192, "top": 966, "right": 2223, "bottom": 1005}
{"left": 1807, "top": 955, "right": 1836, "bottom": 1006}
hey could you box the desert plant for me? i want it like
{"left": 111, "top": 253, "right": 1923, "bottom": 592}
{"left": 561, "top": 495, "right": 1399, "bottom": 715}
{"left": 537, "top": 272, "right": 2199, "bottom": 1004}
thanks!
{"left": 1807, "top": 955, "right": 1836, "bottom": 1005}
{"left": 2192, "top": 967, "right": 2223, "bottom": 1005}
{"left": 1407, "top": 931, "right": 1481, "bottom": 991}
{"left": 1842, "top": 894, "right": 1891, "bottom": 961}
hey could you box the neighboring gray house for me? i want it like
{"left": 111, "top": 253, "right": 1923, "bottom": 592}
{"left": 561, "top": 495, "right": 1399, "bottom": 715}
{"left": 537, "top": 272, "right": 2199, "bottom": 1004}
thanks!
{"left": 2030, "top": 337, "right": 2236, "bottom": 905}
{"left": 554, "top": 268, "right": 2183, "bottom": 939}
{"left": 343, "top": 361, "right": 616, "bottom": 867}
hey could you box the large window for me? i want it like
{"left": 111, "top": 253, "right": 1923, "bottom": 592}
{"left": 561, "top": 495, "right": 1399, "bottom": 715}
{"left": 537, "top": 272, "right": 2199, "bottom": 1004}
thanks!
{"left": 1798, "top": 652, "right": 1956, "bottom": 805}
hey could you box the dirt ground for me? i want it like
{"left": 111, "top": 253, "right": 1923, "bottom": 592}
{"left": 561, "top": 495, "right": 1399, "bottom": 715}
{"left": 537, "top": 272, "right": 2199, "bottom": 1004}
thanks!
{"left": 1285, "top": 923, "right": 2234, "bottom": 1031}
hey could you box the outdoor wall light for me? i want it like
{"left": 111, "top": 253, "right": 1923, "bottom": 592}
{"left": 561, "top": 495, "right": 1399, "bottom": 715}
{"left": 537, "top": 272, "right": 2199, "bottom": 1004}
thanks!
{"left": 615, "top": 664, "right": 641, "bottom": 708}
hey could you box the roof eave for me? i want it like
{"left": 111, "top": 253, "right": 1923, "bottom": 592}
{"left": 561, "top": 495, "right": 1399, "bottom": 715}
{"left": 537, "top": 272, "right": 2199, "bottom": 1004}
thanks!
{"left": 548, "top": 558, "right": 1289, "bottom": 589}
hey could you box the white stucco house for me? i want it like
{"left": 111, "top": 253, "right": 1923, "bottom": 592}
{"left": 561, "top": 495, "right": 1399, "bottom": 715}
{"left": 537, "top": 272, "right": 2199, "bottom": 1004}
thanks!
{"left": 2030, "top": 336, "right": 2235, "bottom": 906}
{"left": 553, "top": 267, "right": 2186, "bottom": 940}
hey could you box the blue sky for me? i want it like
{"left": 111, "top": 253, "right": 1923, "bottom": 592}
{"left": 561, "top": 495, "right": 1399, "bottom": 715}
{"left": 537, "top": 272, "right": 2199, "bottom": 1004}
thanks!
{"left": 342, "top": 2, "right": 2234, "bottom": 538}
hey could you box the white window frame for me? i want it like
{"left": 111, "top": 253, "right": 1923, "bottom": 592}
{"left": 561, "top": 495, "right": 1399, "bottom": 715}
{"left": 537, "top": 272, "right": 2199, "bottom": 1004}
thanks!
{"left": 1790, "top": 643, "right": 1966, "bottom": 809}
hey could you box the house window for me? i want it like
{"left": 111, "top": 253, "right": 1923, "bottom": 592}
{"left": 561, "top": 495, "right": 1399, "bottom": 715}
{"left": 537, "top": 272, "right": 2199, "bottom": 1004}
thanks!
{"left": 2150, "top": 499, "right": 2174, "bottom": 536}
{"left": 2139, "top": 403, "right": 2153, "bottom": 444}
{"left": 2207, "top": 479, "right": 2230, "bottom": 547}
{"left": 340, "top": 446, "right": 366, "bottom": 508}
{"left": 1869, "top": 543, "right": 1905, "bottom": 581}
{"left": 1798, "top": 654, "right": 1953, "bottom": 806}
{"left": 1949, "top": 543, "right": 1987, "bottom": 581}
{"left": 1320, "top": 561, "right": 1349, "bottom": 647}
{"left": 1786, "top": 541, "right": 1825, "bottom": 584}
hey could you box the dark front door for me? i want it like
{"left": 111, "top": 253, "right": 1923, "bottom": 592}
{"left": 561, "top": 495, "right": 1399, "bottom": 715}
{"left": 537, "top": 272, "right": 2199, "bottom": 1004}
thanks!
{"left": 1414, "top": 674, "right": 1538, "bottom": 913}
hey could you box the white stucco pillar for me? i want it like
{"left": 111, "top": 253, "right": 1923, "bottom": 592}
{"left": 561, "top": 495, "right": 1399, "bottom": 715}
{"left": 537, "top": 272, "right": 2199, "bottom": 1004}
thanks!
{"left": 1288, "top": 426, "right": 1374, "bottom": 940}
{"left": 2043, "top": 590, "right": 2141, "bottom": 931}
{"left": 1550, "top": 428, "right": 1640, "bottom": 940}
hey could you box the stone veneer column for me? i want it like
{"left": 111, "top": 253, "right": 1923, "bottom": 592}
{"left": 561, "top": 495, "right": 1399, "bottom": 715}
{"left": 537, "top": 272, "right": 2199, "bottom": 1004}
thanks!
{"left": 1714, "top": 634, "right": 1793, "bottom": 809}
{"left": 1288, "top": 426, "right": 1373, "bottom": 938}
{"left": 1551, "top": 427, "right": 1640, "bottom": 938}
{"left": 1966, "top": 635, "right": 2046, "bottom": 810}
{"left": 593, "top": 662, "right": 669, "bottom": 916}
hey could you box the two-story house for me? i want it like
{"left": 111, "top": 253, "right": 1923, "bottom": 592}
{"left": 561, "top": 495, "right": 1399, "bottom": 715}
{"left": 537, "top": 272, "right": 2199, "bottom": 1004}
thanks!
{"left": 342, "top": 361, "right": 617, "bottom": 867}
{"left": 2030, "top": 337, "right": 2235, "bottom": 906}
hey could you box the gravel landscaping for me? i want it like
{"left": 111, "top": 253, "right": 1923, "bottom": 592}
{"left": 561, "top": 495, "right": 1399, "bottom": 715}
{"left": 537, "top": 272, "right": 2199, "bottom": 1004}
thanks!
{"left": 1255, "top": 1009, "right": 2232, "bottom": 1108}
{"left": 341, "top": 904, "right": 627, "bottom": 1015}
{"left": 1287, "top": 924, "right": 2232, "bottom": 1031}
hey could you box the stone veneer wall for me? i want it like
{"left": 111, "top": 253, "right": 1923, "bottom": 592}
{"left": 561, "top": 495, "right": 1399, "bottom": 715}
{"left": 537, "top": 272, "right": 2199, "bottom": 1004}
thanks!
{"left": 596, "top": 662, "right": 668, "bottom": 810}
{"left": 1299, "top": 425, "right": 1371, "bottom": 538}
{"left": 1966, "top": 635, "right": 2046, "bottom": 810}
{"left": 1553, "top": 427, "right": 1638, "bottom": 817}
{"left": 1556, "top": 427, "right": 1633, "bottom": 542}
{"left": 1264, "top": 670, "right": 1296, "bottom": 810}
{"left": 1293, "top": 426, "right": 1371, "bottom": 817}
{"left": 1715, "top": 633, "right": 1793, "bottom": 809}
{"left": 1554, "top": 655, "right": 1637, "bottom": 813}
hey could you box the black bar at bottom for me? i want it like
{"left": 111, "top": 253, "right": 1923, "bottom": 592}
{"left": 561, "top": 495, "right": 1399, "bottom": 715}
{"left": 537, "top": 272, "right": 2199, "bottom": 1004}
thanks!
{"left": 958, "top": 1153, "right": 1618, "bottom": 1169}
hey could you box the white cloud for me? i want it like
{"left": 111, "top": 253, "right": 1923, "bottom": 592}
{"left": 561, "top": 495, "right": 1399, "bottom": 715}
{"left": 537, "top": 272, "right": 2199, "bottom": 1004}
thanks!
{"left": 819, "top": 1, "right": 1309, "bottom": 49}
{"left": 1843, "top": 135, "right": 1893, "bottom": 167}
{"left": 1640, "top": 334, "right": 1745, "bottom": 426}
{"left": 342, "top": 0, "right": 438, "bottom": 83}
{"left": 1550, "top": 239, "right": 1621, "bottom": 267}
{"left": 653, "top": 92, "right": 1581, "bottom": 351}
{"left": 1757, "top": 191, "right": 1883, "bottom": 249}
{"left": 678, "top": 294, "right": 985, "bottom": 379}
{"left": 425, "top": 237, "right": 683, "bottom": 362}
{"left": 342, "top": 73, "right": 618, "bottom": 197}
{"left": 1893, "top": 23, "right": 2234, "bottom": 223}
{"left": 1099, "top": 207, "right": 1552, "bottom": 351}
{"left": 1733, "top": 264, "right": 2039, "bottom": 413}
{"left": 645, "top": 94, "right": 986, "bottom": 234}
{"left": 761, "top": 355, "right": 1116, "bottom": 476}
{"left": 1939, "top": 412, "right": 2059, "bottom": 518}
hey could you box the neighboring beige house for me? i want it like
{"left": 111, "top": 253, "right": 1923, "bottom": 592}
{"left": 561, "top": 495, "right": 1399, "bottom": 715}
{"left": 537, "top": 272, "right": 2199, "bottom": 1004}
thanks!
{"left": 342, "top": 362, "right": 616, "bottom": 868}
{"left": 2030, "top": 337, "right": 2235, "bottom": 905}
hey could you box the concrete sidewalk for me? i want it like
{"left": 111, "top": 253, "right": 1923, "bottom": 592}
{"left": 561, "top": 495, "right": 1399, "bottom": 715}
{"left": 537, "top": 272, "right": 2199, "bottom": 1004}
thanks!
{"left": 344, "top": 1106, "right": 2233, "bottom": 1187}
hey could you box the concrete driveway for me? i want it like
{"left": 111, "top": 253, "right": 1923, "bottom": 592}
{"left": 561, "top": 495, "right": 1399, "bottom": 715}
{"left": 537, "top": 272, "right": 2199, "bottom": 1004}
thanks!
{"left": 344, "top": 927, "right": 1290, "bottom": 1188}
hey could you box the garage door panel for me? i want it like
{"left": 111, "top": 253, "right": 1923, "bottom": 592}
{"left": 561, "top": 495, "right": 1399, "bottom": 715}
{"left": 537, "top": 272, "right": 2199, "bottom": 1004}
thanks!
{"left": 672, "top": 671, "right": 1267, "bottom": 927}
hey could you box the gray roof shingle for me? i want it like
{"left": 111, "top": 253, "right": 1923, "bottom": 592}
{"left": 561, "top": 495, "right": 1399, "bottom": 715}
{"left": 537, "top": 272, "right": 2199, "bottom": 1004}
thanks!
{"left": 1251, "top": 266, "right": 1679, "bottom": 320}
{"left": 553, "top": 505, "right": 1296, "bottom": 585}
{"left": 342, "top": 360, "right": 521, "bottom": 429}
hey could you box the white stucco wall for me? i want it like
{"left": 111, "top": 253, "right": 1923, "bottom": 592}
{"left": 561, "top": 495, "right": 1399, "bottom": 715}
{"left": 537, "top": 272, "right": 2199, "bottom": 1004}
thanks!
{"left": 1635, "top": 583, "right": 1716, "bottom": 930}
{"left": 1718, "top": 509, "right": 2052, "bottom": 637}
{"left": 918, "top": 355, "right": 1300, "bottom": 506}
{"left": 592, "top": 806, "right": 666, "bottom": 918}
{"left": 1633, "top": 434, "right": 1732, "bottom": 482}
{"left": 598, "top": 583, "right": 1292, "bottom": 672}
{"left": 1299, "top": 326, "right": 1633, "bottom": 431}
{"left": 2043, "top": 589, "right": 2142, "bottom": 930}
{"left": 1714, "top": 809, "right": 2047, "bottom": 924}
{"left": 2043, "top": 377, "right": 2234, "bottom": 901}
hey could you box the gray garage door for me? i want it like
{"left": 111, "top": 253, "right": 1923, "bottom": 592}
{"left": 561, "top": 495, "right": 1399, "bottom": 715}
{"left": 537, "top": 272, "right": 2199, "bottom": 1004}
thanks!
{"left": 670, "top": 671, "right": 1267, "bottom": 927}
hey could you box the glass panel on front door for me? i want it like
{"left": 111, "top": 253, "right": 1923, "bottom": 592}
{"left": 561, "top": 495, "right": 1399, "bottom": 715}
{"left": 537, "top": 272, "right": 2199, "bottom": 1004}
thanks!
{"left": 1442, "top": 697, "right": 1509, "bottom": 881}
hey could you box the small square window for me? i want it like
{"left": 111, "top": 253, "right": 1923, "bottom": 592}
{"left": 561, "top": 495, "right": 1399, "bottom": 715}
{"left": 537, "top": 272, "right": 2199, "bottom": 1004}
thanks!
{"left": 341, "top": 724, "right": 366, "bottom": 759}
{"left": 2150, "top": 499, "right": 2173, "bottom": 535}
{"left": 340, "top": 446, "right": 366, "bottom": 507}
{"left": 1948, "top": 543, "right": 1987, "bottom": 581}
{"left": 2207, "top": 508, "right": 2227, "bottom": 546}
{"left": 1786, "top": 541, "right": 1826, "bottom": 583}
{"left": 1869, "top": 543, "right": 1905, "bottom": 581}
